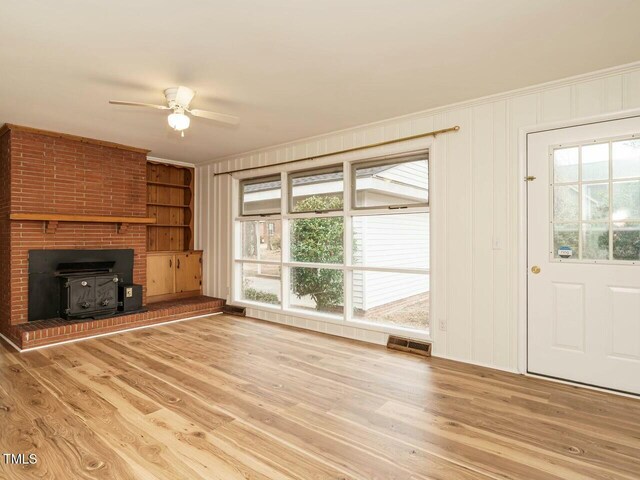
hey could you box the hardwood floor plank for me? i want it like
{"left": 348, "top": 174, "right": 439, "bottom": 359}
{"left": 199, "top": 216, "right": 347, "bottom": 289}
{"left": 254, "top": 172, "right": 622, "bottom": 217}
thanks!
{"left": 28, "top": 364, "right": 207, "bottom": 479}
{"left": 0, "top": 368, "right": 137, "bottom": 479}
{"left": 378, "top": 400, "right": 637, "bottom": 480}
{"left": 210, "top": 420, "right": 354, "bottom": 480}
{"left": 0, "top": 314, "right": 638, "bottom": 480}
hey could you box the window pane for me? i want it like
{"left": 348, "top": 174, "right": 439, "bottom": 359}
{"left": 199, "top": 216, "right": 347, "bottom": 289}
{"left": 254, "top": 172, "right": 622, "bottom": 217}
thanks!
{"left": 290, "top": 169, "right": 343, "bottom": 213}
{"left": 612, "top": 180, "right": 640, "bottom": 221}
{"left": 240, "top": 220, "right": 281, "bottom": 261}
{"left": 352, "top": 271, "right": 429, "bottom": 331}
{"left": 352, "top": 213, "right": 428, "bottom": 268}
{"left": 582, "top": 143, "right": 609, "bottom": 181}
{"left": 582, "top": 223, "right": 609, "bottom": 260}
{"left": 241, "top": 177, "right": 281, "bottom": 215}
{"left": 613, "top": 222, "right": 640, "bottom": 261}
{"left": 290, "top": 217, "right": 344, "bottom": 264}
{"left": 354, "top": 157, "right": 428, "bottom": 208}
{"left": 240, "top": 263, "right": 281, "bottom": 305}
{"left": 612, "top": 139, "right": 640, "bottom": 179}
{"left": 553, "top": 223, "right": 578, "bottom": 259}
{"left": 554, "top": 147, "right": 579, "bottom": 183}
{"left": 582, "top": 183, "right": 609, "bottom": 221}
{"left": 290, "top": 267, "right": 343, "bottom": 316}
{"left": 554, "top": 185, "right": 579, "bottom": 221}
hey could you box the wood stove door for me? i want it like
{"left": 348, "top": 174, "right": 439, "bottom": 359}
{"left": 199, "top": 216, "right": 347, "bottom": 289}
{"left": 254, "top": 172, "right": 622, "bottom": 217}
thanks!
{"left": 95, "top": 275, "right": 118, "bottom": 312}
{"left": 67, "top": 277, "right": 95, "bottom": 315}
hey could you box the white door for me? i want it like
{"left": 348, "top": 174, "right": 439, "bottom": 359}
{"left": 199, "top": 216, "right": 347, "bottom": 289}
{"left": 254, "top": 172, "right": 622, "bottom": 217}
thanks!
{"left": 528, "top": 116, "right": 640, "bottom": 395}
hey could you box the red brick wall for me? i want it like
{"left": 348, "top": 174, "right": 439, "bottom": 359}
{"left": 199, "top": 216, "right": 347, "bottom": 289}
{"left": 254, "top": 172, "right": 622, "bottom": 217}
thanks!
{"left": 0, "top": 131, "right": 11, "bottom": 336}
{"left": 2, "top": 127, "right": 149, "bottom": 330}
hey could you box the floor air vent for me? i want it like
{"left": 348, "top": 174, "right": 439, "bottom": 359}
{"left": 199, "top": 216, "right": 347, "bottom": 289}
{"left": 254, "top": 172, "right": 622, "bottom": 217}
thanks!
{"left": 222, "top": 304, "right": 247, "bottom": 316}
{"left": 387, "top": 336, "right": 432, "bottom": 357}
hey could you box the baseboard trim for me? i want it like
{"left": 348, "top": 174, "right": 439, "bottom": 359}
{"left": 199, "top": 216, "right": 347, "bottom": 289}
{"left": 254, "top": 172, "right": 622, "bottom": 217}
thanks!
{"left": 0, "top": 332, "right": 22, "bottom": 353}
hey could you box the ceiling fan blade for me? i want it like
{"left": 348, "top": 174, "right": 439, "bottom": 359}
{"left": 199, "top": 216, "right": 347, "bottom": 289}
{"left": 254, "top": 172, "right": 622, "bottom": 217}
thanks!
{"left": 189, "top": 109, "right": 240, "bottom": 125}
{"left": 174, "top": 86, "right": 196, "bottom": 108}
{"left": 109, "top": 100, "right": 170, "bottom": 110}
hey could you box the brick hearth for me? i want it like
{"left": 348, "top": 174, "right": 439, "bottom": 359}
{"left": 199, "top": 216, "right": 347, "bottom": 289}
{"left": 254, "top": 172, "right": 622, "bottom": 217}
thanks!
{"left": 9, "top": 296, "right": 224, "bottom": 349}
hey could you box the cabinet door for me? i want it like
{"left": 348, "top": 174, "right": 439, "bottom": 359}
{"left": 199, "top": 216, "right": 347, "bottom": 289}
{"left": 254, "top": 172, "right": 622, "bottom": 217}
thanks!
{"left": 175, "top": 252, "right": 202, "bottom": 293}
{"left": 147, "top": 254, "right": 175, "bottom": 297}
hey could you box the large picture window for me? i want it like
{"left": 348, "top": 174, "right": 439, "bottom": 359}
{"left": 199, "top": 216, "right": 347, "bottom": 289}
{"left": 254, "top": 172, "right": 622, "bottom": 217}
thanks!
{"left": 233, "top": 151, "right": 431, "bottom": 334}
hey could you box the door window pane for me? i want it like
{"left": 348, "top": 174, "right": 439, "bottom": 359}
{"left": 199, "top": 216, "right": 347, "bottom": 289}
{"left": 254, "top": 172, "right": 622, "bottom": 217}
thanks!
{"left": 354, "top": 156, "right": 428, "bottom": 209}
{"left": 290, "top": 168, "right": 343, "bottom": 213}
{"left": 352, "top": 213, "right": 428, "bottom": 268}
{"left": 290, "top": 218, "right": 344, "bottom": 264}
{"left": 582, "top": 183, "right": 609, "bottom": 221}
{"left": 553, "top": 223, "right": 579, "bottom": 259}
{"left": 613, "top": 222, "right": 640, "bottom": 261}
{"left": 241, "top": 176, "right": 281, "bottom": 215}
{"left": 582, "top": 223, "right": 609, "bottom": 260}
{"left": 290, "top": 267, "right": 343, "bottom": 316}
{"left": 554, "top": 185, "right": 579, "bottom": 221}
{"left": 352, "top": 271, "right": 429, "bottom": 330}
{"left": 554, "top": 147, "right": 579, "bottom": 183}
{"left": 241, "top": 263, "right": 281, "bottom": 305}
{"left": 582, "top": 143, "right": 609, "bottom": 181}
{"left": 240, "top": 220, "right": 281, "bottom": 261}
{"left": 612, "top": 180, "right": 640, "bottom": 221}
{"left": 612, "top": 139, "right": 640, "bottom": 179}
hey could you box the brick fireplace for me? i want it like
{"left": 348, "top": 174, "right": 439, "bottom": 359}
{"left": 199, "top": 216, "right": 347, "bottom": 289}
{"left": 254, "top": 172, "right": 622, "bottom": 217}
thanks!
{"left": 0, "top": 124, "right": 223, "bottom": 349}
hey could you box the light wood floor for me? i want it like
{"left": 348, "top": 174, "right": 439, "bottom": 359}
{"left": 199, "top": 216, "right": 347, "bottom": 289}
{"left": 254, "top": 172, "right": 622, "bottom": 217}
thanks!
{"left": 1, "top": 315, "right": 639, "bottom": 480}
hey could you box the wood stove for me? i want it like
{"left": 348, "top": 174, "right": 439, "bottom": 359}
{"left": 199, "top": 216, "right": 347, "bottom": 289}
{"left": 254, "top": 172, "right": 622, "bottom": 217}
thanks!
{"left": 58, "top": 261, "right": 120, "bottom": 319}
{"left": 28, "top": 249, "right": 135, "bottom": 321}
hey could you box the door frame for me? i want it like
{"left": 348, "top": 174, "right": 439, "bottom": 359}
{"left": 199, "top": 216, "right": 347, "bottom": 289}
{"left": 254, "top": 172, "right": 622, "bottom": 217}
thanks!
{"left": 517, "top": 107, "right": 640, "bottom": 376}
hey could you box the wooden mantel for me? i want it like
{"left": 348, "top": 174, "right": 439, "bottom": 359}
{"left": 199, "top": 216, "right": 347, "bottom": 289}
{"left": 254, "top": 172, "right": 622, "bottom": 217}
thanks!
{"left": 10, "top": 213, "right": 157, "bottom": 234}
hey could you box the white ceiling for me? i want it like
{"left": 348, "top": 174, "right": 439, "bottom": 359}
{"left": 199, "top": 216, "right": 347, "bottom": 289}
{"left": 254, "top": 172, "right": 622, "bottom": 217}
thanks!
{"left": 2, "top": 0, "right": 640, "bottom": 164}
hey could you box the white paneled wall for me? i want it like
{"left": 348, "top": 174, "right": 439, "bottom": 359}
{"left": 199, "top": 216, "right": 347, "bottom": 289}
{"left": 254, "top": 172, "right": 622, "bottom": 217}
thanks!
{"left": 196, "top": 62, "right": 640, "bottom": 372}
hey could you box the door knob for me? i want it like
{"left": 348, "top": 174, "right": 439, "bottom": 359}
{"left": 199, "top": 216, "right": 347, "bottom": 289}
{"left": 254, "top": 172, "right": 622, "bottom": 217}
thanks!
{"left": 531, "top": 265, "right": 541, "bottom": 274}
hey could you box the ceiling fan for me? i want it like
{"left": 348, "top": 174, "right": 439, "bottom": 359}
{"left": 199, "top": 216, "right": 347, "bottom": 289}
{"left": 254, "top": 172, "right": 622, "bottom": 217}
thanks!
{"left": 109, "top": 86, "right": 239, "bottom": 137}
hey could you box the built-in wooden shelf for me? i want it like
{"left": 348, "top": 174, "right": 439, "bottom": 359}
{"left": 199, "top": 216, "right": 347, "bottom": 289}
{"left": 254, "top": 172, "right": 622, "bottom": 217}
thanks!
{"left": 146, "top": 161, "right": 195, "bottom": 251}
{"left": 147, "top": 181, "right": 190, "bottom": 189}
{"left": 10, "top": 213, "right": 156, "bottom": 234}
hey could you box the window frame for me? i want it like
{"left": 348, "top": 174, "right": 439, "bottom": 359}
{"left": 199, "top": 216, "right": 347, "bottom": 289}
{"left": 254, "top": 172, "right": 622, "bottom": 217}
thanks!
{"left": 288, "top": 164, "right": 345, "bottom": 214}
{"left": 232, "top": 149, "right": 432, "bottom": 337}
{"left": 549, "top": 132, "right": 640, "bottom": 265}
{"left": 239, "top": 174, "right": 282, "bottom": 217}
{"left": 351, "top": 152, "right": 430, "bottom": 211}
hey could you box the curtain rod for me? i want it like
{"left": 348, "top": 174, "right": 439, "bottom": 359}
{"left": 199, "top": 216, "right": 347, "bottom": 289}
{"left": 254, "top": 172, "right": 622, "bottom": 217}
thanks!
{"left": 212, "top": 125, "right": 460, "bottom": 176}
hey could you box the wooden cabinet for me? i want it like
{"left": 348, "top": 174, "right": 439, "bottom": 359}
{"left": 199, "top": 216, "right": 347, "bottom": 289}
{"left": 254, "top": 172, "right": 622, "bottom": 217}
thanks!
{"left": 147, "top": 251, "right": 202, "bottom": 303}
{"left": 147, "top": 253, "right": 175, "bottom": 297}
{"left": 145, "top": 160, "right": 202, "bottom": 304}
{"left": 175, "top": 252, "right": 202, "bottom": 292}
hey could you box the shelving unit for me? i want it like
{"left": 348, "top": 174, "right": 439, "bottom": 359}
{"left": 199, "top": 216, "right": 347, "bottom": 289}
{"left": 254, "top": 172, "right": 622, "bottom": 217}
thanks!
{"left": 146, "top": 161, "right": 195, "bottom": 252}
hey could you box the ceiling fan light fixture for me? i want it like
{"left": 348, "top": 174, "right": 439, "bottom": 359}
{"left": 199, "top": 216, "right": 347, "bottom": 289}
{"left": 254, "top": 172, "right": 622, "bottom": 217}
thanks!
{"left": 168, "top": 112, "right": 190, "bottom": 131}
